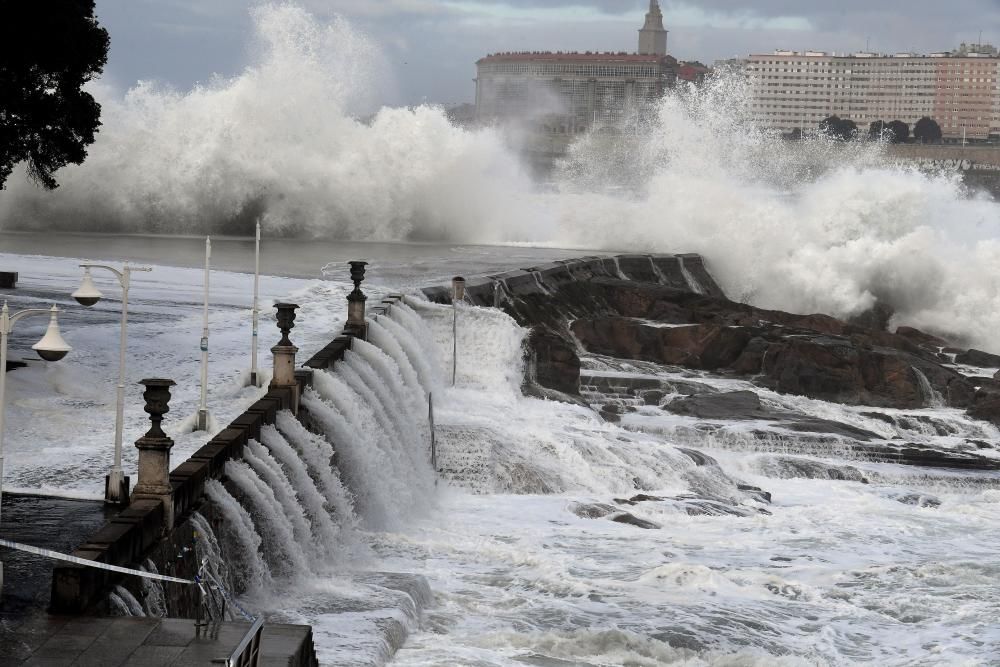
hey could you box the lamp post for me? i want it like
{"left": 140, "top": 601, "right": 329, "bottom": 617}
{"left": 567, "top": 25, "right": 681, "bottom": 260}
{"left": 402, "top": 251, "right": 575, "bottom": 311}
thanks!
{"left": 0, "top": 302, "right": 71, "bottom": 593}
{"left": 196, "top": 237, "right": 211, "bottom": 431}
{"left": 72, "top": 262, "right": 152, "bottom": 505}
{"left": 250, "top": 222, "right": 261, "bottom": 388}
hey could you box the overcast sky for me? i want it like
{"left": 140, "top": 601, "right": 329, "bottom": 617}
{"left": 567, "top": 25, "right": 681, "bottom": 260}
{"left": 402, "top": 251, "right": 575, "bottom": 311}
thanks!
{"left": 94, "top": 0, "right": 1000, "bottom": 105}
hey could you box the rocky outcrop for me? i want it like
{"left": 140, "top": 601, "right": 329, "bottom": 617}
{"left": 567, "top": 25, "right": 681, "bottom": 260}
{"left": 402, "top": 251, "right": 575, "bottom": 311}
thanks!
{"left": 422, "top": 253, "right": 996, "bottom": 426}
{"left": 956, "top": 348, "right": 1000, "bottom": 368}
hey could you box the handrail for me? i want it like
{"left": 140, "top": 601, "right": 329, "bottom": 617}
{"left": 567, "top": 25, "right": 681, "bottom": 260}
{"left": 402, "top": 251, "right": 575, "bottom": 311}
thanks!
{"left": 226, "top": 616, "right": 264, "bottom": 667}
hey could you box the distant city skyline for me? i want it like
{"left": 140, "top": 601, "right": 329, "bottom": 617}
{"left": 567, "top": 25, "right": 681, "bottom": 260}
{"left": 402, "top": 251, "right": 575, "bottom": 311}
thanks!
{"left": 94, "top": 0, "right": 1000, "bottom": 105}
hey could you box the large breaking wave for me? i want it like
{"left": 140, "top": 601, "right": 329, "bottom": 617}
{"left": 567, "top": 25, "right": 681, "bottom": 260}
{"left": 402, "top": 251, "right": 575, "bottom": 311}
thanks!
{"left": 2, "top": 3, "right": 999, "bottom": 349}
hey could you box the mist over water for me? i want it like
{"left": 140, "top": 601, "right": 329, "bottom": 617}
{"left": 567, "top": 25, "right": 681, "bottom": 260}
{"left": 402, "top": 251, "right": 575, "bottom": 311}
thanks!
{"left": 2, "top": 3, "right": 999, "bottom": 348}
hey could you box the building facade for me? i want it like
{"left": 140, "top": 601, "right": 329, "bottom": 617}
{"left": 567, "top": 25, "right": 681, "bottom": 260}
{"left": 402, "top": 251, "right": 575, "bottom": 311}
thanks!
{"left": 474, "top": 1, "right": 676, "bottom": 133}
{"left": 747, "top": 48, "right": 1000, "bottom": 141}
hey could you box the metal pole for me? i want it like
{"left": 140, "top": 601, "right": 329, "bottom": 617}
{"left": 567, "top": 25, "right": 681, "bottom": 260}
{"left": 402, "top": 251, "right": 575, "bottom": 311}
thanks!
{"left": 250, "top": 222, "right": 260, "bottom": 387}
{"left": 108, "top": 267, "right": 130, "bottom": 503}
{"left": 197, "top": 237, "right": 211, "bottom": 431}
{"left": 428, "top": 392, "right": 436, "bottom": 470}
{"left": 0, "top": 303, "right": 9, "bottom": 532}
{"left": 452, "top": 305, "right": 457, "bottom": 387}
{"left": 451, "top": 277, "right": 465, "bottom": 387}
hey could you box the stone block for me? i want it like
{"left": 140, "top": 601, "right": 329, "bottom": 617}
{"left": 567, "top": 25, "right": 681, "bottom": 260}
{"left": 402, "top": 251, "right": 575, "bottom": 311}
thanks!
{"left": 80, "top": 521, "right": 140, "bottom": 565}
{"left": 211, "top": 426, "right": 250, "bottom": 457}
{"left": 50, "top": 549, "right": 108, "bottom": 614}
{"left": 616, "top": 255, "right": 660, "bottom": 283}
{"left": 169, "top": 460, "right": 209, "bottom": 520}
{"left": 189, "top": 442, "right": 230, "bottom": 478}
{"left": 229, "top": 411, "right": 264, "bottom": 441}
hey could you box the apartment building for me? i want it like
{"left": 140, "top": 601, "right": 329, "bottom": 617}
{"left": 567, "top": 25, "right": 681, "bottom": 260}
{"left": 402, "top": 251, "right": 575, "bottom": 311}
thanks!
{"left": 747, "top": 49, "right": 1000, "bottom": 140}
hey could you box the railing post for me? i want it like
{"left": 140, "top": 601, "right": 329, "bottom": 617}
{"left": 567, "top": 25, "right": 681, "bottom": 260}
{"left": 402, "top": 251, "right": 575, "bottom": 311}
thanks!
{"left": 270, "top": 303, "right": 299, "bottom": 413}
{"left": 132, "top": 378, "right": 177, "bottom": 531}
{"left": 346, "top": 261, "right": 368, "bottom": 339}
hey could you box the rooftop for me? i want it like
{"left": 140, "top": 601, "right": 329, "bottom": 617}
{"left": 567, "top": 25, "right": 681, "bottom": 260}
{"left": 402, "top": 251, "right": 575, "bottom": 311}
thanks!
{"left": 478, "top": 51, "right": 676, "bottom": 64}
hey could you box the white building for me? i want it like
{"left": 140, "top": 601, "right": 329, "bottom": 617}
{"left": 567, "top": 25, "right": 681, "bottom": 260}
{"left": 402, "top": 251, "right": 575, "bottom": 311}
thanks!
{"left": 747, "top": 48, "right": 1000, "bottom": 140}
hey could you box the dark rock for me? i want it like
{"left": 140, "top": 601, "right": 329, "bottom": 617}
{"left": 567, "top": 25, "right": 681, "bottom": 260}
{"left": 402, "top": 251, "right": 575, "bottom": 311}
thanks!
{"left": 676, "top": 448, "right": 717, "bottom": 467}
{"left": 569, "top": 502, "right": 617, "bottom": 519}
{"left": 629, "top": 493, "right": 665, "bottom": 503}
{"left": 599, "top": 405, "right": 621, "bottom": 423}
{"left": 526, "top": 329, "right": 581, "bottom": 395}
{"left": 610, "top": 512, "right": 661, "bottom": 529}
{"left": 756, "top": 456, "right": 870, "bottom": 483}
{"left": 895, "top": 326, "right": 949, "bottom": 350}
{"left": 890, "top": 492, "right": 941, "bottom": 508}
{"left": 737, "top": 484, "right": 772, "bottom": 503}
{"left": 848, "top": 301, "right": 894, "bottom": 331}
{"left": 955, "top": 348, "right": 1000, "bottom": 368}
{"left": 664, "top": 391, "right": 770, "bottom": 421}
{"left": 968, "top": 386, "right": 1000, "bottom": 427}
{"left": 640, "top": 389, "right": 664, "bottom": 405}
{"left": 781, "top": 418, "right": 880, "bottom": 441}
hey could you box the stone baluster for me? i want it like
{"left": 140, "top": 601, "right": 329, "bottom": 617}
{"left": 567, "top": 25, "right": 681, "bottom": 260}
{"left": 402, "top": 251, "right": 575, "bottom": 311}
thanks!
{"left": 346, "top": 261, "right": 368, "bottom": 336}
{"left": 270, "top": 303, "right": 300, "bottom": 412}
{"left": 131, "top": 378, "right": 177, "bottom": 531}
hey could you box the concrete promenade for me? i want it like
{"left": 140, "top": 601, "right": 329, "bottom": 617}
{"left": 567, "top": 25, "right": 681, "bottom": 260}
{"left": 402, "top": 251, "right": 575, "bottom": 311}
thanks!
{"left": 4, "top": 616, "right": 315, "bottom": 666}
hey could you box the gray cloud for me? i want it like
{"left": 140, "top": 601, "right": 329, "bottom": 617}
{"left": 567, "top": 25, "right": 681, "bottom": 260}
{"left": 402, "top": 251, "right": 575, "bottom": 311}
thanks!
{"left": 94, "top": 0, "right": 1000, "bottom": 104}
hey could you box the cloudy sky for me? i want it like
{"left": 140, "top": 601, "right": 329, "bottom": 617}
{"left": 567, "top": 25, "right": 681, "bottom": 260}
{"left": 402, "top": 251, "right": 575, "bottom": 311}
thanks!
{"left": 94, "top": 0, "right": 1000, "bottom": 105}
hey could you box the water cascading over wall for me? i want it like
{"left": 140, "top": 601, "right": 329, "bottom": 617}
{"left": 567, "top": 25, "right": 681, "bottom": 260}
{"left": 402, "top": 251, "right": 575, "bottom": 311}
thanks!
{"left": 50, "top": 283, "right": 442, "bottom": 627}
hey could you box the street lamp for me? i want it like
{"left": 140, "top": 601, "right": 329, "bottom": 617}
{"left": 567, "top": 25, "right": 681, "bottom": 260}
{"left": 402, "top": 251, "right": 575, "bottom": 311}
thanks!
{"left": 0, "top": 302, "right": 71, "bottom": 593}
{"left": 72, "top": 262, "right": 152, "bottom": 505}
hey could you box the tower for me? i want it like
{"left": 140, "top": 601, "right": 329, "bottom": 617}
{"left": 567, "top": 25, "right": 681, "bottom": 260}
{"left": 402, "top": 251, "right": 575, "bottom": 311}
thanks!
{"left": 638, "top": 0, "right": 668, "bottom": 56}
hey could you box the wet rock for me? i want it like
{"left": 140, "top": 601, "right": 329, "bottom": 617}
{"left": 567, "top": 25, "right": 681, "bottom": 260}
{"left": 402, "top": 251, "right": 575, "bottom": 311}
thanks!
{"left": 652, "top": 630, "right": 707, "bottom": 653}
{"left": 526, "top": 329, "right": 580, "bottom": 396}
{"left": 569, "top": 502, "right": 617, "bottom": 519}
{"left": 895, "top": 326, "right": 949, "bottom": 350}
{"left": 890, "top": 492, "right": 942, "bottom": 508}
{"left": 968, "top": 386, "right": 1000, "bottom": 427}
{"left": 676, "top": 448, "right": 717, "bottom": 467}
{"left": 755, "top": 456, "right": 870, "bottom": 483}
{"left": 955, "top": 348, "right": 1000, "bottom": 368}
{"left": 640, "top": 389, "right": 664, "bottom": 405}
{"left": 599, "top": 405, "right": 622, "bottom": 423}
{"left": 848, "top": 301, "right": 895, "bottom": 332}
{"left": 664, "top": 391, "right": 770, "bottom": 420}
{"left": 737, "top": 484, "right": 772, "bottom": 503}
{"left": 676, "top": 497, "right": 767, "bottom": 517}
{"left": 610, "top": 512, "right": 661, "bottom": 529}
{"left": 781, "top": 418, "right": 880, "bottom": 441}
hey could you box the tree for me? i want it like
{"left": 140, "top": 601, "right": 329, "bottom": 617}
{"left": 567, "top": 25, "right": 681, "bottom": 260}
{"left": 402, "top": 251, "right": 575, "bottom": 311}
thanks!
{"left": 886, "top": 120, "right": 910, "bottom": 144}
{"left": 820, "top": 115, "right": 858, "bottom": 141}
{"left": 868, "top": 120, "right": 887, "bottom": 141}
{"left": 913, "top": 116, "right": 943, "bottom": 143}
{"left": 0, "top": 0, "right": 109, "bottom": 190}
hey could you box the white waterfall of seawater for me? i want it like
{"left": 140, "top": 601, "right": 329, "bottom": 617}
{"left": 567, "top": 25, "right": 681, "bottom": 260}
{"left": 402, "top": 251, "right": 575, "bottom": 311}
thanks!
{"left": 108, "top": 591, "right": 132, "bottom": 617}
{"left": 275, "top": 411, "right": 360, "bottom": 536}
{"left": 339, "top": 360, "right": 410, "bottom": 457}
{"left": 376, "top": 312, "right": 439, "bottom": 395}
{"left": 139, "top": 560, "right": 167, "bottom": 618}
{"left": 351, "top": 338, "right": 424, "bottom": 423}
{"left": 260, "top": 423, "right": 342, "bottom": 555}
{"left": 113, "top": 586, "right": 145, "bottom": 617}
{"left": 678, "top": 256, "right": 706, "bottom": 295}
{"left": 305, "top": 370, "right": 433, "bottom": 528}
{"left": 913, "top": 367, "right": 946, "bottom": 408}
{"left": 204, "top": 478, "right": 272, "bottom": 593}
{"left": 189, "top": 510, "right": 233, "bottom": 620}
{"left": 224, "top": 460, "right": 311, "bottom": 577}
{"left": 367, "top": 318, "right": 425, "bottom": 399}
{"left": 244, "top": 440, "right": 315, "bottom": 560}
{"left": 391, "top": 300, "right": 445, "bottom": 387}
